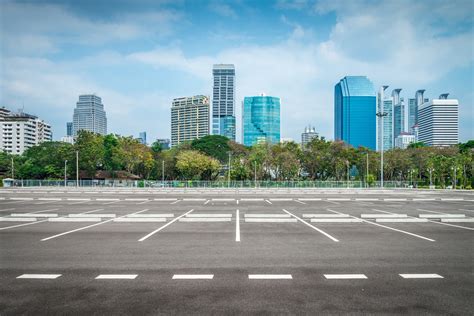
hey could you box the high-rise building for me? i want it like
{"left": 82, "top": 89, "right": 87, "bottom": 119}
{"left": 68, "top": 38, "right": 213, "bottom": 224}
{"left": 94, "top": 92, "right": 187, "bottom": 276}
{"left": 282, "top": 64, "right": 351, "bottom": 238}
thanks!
{"left": 72, "top": 94, "right": 107, "bottom": 136}
{"left": 394, "top": 132, "right": 415, "bottom": 149}
{"left": 0, "top": 107, "right": 52, "bottom": 154}
{"left": 242, "top": 95, "right": 280, "bottom": 146}
{"left": 392, "top": 89, "right": 408, "bottom": 144}
{"left": 301, "top": 126, "right": 318, "bottom": 147}
{"left": 377, "top": 86, "right": 393, "bottom": 151}
{"left": 138, "top": 132, "right": 147, "bottom": 145}
{"left": 212, "top": 64, "right": 235, "bottom": 141}
{"left": 156, "top": 138, "right": 170, "bottom": 150}
{"left": 418, "top": 94, "right": 459, "bottom": 147}
{"left": 66, "top": 122, "right": 73, "bottom": 136}
{"left": 171, "top": 95, "right": 210, "bottom": 147}
{"left": 334, "top": 76, "right": 376, "bottom": 150}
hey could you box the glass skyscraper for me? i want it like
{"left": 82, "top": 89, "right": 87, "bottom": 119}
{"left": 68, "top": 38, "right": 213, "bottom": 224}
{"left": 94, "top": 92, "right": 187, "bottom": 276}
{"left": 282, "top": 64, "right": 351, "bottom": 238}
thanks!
{"left": 334, "top": 76, "right": 376, "bottom": 150}
{"left": 212, "top": 64, "right": 235, "bottom": 141}
{"left": 72, "top": 94, "right": 107, "bottom": 136}
{"left": 377, "top": 86, "right": 393, "bottom": 151}
{"left": 242, "top": 95, "right": 280, "bottom": 146}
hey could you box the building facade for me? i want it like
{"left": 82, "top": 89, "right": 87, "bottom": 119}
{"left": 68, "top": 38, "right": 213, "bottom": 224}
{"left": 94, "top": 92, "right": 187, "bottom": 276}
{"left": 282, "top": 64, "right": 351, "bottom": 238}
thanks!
{"left": 418, "top": 95, "right": 459, "bottom": 147}
{"left": 242, "top": 95, "right": 280, "bottom": 146}
{"left": 212, "top": 64, "right": 235, "bottom": 141}
{"left": 66, "top": 122, "right": 73, "bottom": 136}
{"left": 334, "top": 76, "right": 376, "bottom": 150}
{"left": 377, "top": 86, "right": 393, "bottom": 151}
{"left": 72, "top": 94, "right": 107, "bottom": 136}
{"left": 394, "top": 132, "right": 415, "bottom": 149}
{"left": 138, "top": 132, "right": 147, "bottom": 145}
{"left": 301, "top": 126, "right": 318, "bottom": 147}
{"left": 0, "top": 108, "right": 52, "bottom": 154}
{"left": 156, "top": 138, "right": 170, "bottom": 150}
{"left": 171, "top": 95, "right": 210, "bottom": 147}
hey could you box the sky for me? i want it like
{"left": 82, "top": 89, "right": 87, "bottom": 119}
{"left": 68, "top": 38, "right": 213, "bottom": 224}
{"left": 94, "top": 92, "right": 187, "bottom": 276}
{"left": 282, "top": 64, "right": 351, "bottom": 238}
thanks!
{"left": 0, "top": 0, "right": 473, "bottom": 143}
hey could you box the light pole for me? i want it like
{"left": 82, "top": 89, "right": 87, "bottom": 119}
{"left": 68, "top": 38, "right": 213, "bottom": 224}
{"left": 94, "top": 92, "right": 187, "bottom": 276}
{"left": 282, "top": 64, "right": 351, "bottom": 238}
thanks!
{"left": 162, "top": 160, "right": 165, "bottom": 184}
{"left": 76, "top": 151, "right": 79, "bottom": 188}
{"left": 452, "top": 166, "right": 457, "bottom": 189}
{"left": 64, "top": 160, "right": 68, "bottom": 187}
{"left": 227, "top": 152, "right": 231, "bottom": 188}
{"left": 376, "top": 111, "right": 388, "bottom": 188}
{"left": 366, "top": 152, "right": 369, "bottom": 188}
{"left": 254, "top": 161, "right": 257, "bottom": 188}
{"left": 428, "top": 167, "right": 434, "bottom": 188}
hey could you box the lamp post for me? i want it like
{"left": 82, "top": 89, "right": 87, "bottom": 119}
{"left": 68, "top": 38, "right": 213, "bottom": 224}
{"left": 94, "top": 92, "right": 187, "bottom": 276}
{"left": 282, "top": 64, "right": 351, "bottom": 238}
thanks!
{"left": 64, "top": 160, "right": 68, "bottom": 187}
{"left": 376, "top": 111, "right": 388, "bottom": 188}
{"left": 227, "top": 152, "right": 231, "bottom": 188}
{"left": 428, "top": 167, "right": 434, "bottom": 188}
{"left": 451, "top": 166, "right": 457, "bottom": 189}
{"left": 254, "top": 161, "right": 257, "bottom": 188}
{"left": 162, "top": 160, "right": 165, "bottom": 184}
{"left": 366, "top": 152, "right": 369, "bottom": 188}
{"left": 76, "top": 151, "right": 79, "bottom": 188}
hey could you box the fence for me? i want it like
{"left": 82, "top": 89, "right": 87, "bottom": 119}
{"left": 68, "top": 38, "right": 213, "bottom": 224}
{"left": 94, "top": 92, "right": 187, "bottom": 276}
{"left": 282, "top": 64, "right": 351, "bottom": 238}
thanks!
{"left": 4, "top": 179, "right": 416, "bottom": 188}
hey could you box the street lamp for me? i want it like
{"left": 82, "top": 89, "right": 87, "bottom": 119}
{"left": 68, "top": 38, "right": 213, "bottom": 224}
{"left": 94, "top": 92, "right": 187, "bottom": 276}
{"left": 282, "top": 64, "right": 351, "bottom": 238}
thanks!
{"left": 76, "top": 150, "right": 79, "bottom": 188}
{"left": 64, "top": 160, "right": 68, "bottom": 187}
{"left": 451, "top": 166, "right": 457, "bottom": 190}
{"left": 227, "top": 152, "right": 232, "bottom": 188}
{"left": 376, "top": 111, "right": 388, "bottom": 188}
{"left": 428, "top": 167, "right": 434, "bottom": 188}
{"left": 162, "top": 160, "right": 165, "bottom": 185}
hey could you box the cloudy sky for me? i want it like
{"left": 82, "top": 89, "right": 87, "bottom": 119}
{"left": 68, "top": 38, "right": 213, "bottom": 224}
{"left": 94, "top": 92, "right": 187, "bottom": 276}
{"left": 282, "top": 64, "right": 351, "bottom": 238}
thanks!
{"left": 1, "top": 0, "right": 473, "bottom": 142}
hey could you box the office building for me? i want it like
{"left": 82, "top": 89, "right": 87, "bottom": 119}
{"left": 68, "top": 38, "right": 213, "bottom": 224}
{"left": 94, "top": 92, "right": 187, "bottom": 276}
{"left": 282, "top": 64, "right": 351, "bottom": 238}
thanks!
{"left": 212, "top": 64, "right": 236, "bottom": 141}
{"left": 156, "top": 138, "right": 170, "bottom": 150}
{"left": 138, "top": 132, "right": 147, "bottom": 145}
{"left": 171, "top": 95, "right": 210, "bottom": 147}
{"left": 60, "top": 136, "right": 74, "bottom": 144}
{"left": 418, "top": 94, "right": 459, "bottom": 147}
{"left": 394, "top": 132, "right": 415, "bottom": 149}
{"left": 0, "top": 107, "right": 52, "bottom": 154}
{"left": 66, "top": 122, "right": 73, "bottom": 136}
{"left": 392, "top": 89, "right": 408, "bottom": 143}
{"left": 72, "top": 94, "right": 107, "bottom": 136}
{"left": 334, "top": 76, "right": 376, "bottom": 150}
{"left": 242, "top": 95, "right": 280, "bottom": 146}
{"left": 377, "top": 86, "right": 393, "bottom": 151}
{"left": 301, "top": 126, "right": 318, "bottom": 147}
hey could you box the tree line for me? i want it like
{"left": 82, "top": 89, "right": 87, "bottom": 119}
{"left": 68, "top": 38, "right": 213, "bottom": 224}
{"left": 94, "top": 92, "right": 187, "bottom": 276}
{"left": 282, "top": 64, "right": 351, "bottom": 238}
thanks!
{"left": 0, "top": 131, "right": 472, "bottom": 188}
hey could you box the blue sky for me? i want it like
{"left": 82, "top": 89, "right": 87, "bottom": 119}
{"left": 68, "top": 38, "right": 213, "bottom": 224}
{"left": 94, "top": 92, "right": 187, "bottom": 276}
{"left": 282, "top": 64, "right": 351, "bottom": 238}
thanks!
{"left": 1, "top": 0, "right": 473, "bottom": 142}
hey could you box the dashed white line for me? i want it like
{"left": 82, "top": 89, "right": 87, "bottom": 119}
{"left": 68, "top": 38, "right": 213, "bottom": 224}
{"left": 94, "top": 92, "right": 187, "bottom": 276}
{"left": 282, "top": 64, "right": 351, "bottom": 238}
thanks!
{"left": 248, "top": 274, "right": 292, "bottom": 279}
{"left": 95, "top": 274, "right": 137, "bottom": 279}
{"left": 294, "top": 200, "right": 306, "bottom": 205}
{"left": 172, "top": 274, "right": 214, "bottom": 279}
{"left": 236, "top": 209, "right": 240, "bottom": 242}
{"left": 282, "top": 209, "right": 339, "bottom": 242}
{"left": 170, "top": 200, "right": 180, "bottom": 204}
{"left": 324, "top": 274, "right": 367, "bottom": 279}
{"left": 138, "top": 209, "right": 194, "bottom": 241}
{"left": 17, "top": 274, "right": 61, "bottom": 279}
{"left": 204, "top": 200, "right": 210, "bottom": 205}
{"left": 265, "top": 200, "right": 273, "bottom": 204}
{"left": 399, "top": 274, "right": 443, "bottom": 279}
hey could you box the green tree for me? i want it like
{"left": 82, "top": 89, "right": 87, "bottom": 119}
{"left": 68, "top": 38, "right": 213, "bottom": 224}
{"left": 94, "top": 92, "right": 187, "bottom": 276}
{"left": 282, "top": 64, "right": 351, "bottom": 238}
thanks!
{"left": 74, "top": 131, "right": 105, "bottom": 178}
{"left": 176, "top": 150, "right": 220, "bottom": 180}
{"left": 191, "top": 135, "right": 230, "bottom": 162}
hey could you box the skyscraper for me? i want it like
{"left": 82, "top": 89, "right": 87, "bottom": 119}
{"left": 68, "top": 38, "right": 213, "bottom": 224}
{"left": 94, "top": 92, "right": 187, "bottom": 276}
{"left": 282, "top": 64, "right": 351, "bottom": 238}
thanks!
{"left": 212, "top": 64, "right": 235, "bottom": 141}
{"left": 377, "top": 86, "right": 393, "bottom": 151}
{"left": 301, "top": 126, "right": 318, "bottom": 147}
{"left": 171, "top": 95, "right": 210, "bottom": 147}
{"left": 72, "top": 94, "right": 107, "bottom": 136}
{"left": 334, "top": 76, "right": 376, "bottom": 150}
{"left": 138, "top": 132, "right": 147, "bottom": 145}
{"left": 392, "top": 89, "right": 408, "bottom": 144}
{"left": 418, "top": 94, "right": 458, "bottom": 147}
{"left": 66, "top": 122, "right": 73, "bottom": 136}
{"left": 242, "top": 95, "right": 280, "bottom": 146}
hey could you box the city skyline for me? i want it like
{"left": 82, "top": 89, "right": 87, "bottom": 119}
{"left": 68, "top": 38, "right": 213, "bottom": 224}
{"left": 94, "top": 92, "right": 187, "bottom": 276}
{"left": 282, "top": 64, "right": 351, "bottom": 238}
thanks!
{"left": 0, "top": 0, "right": 472, "bottom": 143}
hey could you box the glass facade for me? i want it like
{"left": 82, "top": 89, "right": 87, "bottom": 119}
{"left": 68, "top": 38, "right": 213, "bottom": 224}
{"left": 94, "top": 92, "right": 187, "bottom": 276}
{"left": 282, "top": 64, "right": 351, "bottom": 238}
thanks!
{"left": 72, "top": 94, "right": 107, "bottom": 136}
{"left": 212, "top": 64, "right": 235, "bottom": 140}
{"left": 334, "top": 76, "right": 376, "bottom": 150}
{"left": 242, "top": 95, "right": 280, "bottom": 146}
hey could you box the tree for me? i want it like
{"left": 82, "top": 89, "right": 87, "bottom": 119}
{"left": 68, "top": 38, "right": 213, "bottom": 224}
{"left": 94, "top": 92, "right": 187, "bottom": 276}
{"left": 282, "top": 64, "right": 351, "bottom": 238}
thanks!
{"left": 191, "top": 135, "right": 230, "bottom": 162}
{"left": 176, "top": 150, "right": 220, "bottom": 180}
{"left": 74, "top": 131, "right": 105, "bottom": 178}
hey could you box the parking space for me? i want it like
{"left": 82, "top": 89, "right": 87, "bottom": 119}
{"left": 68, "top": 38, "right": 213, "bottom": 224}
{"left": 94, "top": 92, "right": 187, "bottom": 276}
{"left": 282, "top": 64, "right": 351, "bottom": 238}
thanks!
{"left": 0, "top": 188, "right": 473, "bottom": 314}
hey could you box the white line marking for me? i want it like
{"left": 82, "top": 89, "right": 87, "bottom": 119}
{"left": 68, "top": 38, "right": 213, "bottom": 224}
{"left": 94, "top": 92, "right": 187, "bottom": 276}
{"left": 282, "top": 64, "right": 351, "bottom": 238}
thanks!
{"left": 236, "top": 209, "right": 240, "bottom": 242}
{"left": 41, "top": 209, "right": 150, "bottom": 241}
{"left": 269, "top": 198, "right": 293, "bottom": 201}
{"left": 326, "top": 208, "right": 435, "bottom": 242}
{"left": 204, "top": 200, "right": 210, "bottom": 205}
{"left": 324, "top": 274, "right": 367, "bottom": 279}
{"left": 294, "top": 200, "right": 306, "bottom": 204}
{"left": 212, "top": 198, "right": 235, "bottom": 201}
{"left": 236, "top": 200, "right": 239, "bottom": 205}
{"left": 125, "top": 198, "right": 148, "bottom": 201}
{"left": 137, "top": 200, "right": 150, "bottom": 205}
{"left": 0, "top": 208, "right": 16, "bottom": 212}
{"left": 384, "top": 208, "right": 474, "bottom": 231}
{"left": 298, "top": 198, "right": 322, "bottom": 201}
{"left": 440, "top": 198, "right": 463, "bottom": 201}
{"left": 282, "top": 209, "right": 339, "bottom": 242}
{"left": 413, "top": 198, "right": 435, "bottom": 201}
{"left": 245, "top": 218, "right": 297, "bottom": 223}
{"left": 66, "top": 198, "right": 90, "bottom": 201}
{"left": 127, "top": 214, "right": 174, "bottom": 218}
{"left": 303, "top": 214, "right": 349, "bottom": 218}
{"left": 355, "top": 198, "right": 378, "bottom": 201}
{"left": 68, "top": 201, "right": 90, "bottom": 205}
{"left": 361, "top": 214, "right": 408, "bottom": 218}
{"left": 419, "top": 214, "right": 465, "bottom": 218}
{"left": 0, "top": 217, "right": 36, "bottom": 222}
{"left": 375, "top": 218, "right": 428, "bottom": 223}
{"left": 170, "top": 200, "right": 180, "bottom": 204}
{"left": 265, "top": 200, "right": 272, "bottom": 204}
{"left": 17, "top": 274, "right": 61, "bottom": 279}
{"left": 10, "top": 197, "right": 33, "bottom": 200}
{"left": 11, "top": 213, "right": 58, "bottom": 218}
{"left": 441, "top": 218, "right": 474, "bottom": 223}
{"left": 138, "top": 209, "right": 194, "bottom": 241}
{"left": 95, "top": 274, "right": 137, "bottom": 279}
{"left": 248, "top": 274, "right": 292, "bottom": 279}
{"left": 327, "top": 198, "right": 350, "bottom": 201}
{"left": 186, "top": 214, "right": 232, "bottom": 217}
{"left": 114, "top": 218, "right": 166, "bottom": 222}
{"left": 241, "top": 198, "right": 264, "bottom": 201}
{"left": 68, "top": 214, "right": 116, "bottom": 218}
{"left": 383, "top": 198, "right": 407, "bottom": 201}
{"left": 50, "top": 217, "right": 101, "bottom": 222}
{"left": 399, "top": 274, "right": 443, "bottom": 279}
{"left": 96, "top": 198, "right": 119, "bottom": 201}
{"left": 153, "top": 198, "right": 177, "bottom": 201}
{"left": 172, "top": 274, "right": 214, "bottom": 279}
{"left": 311, "top": 218, "right": 363, "bottom": 223}
{"left": 244, "top": 214, "right": 291, "bottom": 218}
{"left": 179, "top": 218, "right": 231, "bottom": 222}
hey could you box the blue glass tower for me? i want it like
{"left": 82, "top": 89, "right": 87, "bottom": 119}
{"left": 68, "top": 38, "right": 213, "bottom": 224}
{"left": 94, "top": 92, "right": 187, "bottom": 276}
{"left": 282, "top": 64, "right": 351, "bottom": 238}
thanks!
{"left": 334, "top": 76, "right": 376, "bottom": 150}
{"left": 242, "top": 95, "right": 280, "bottom": 146}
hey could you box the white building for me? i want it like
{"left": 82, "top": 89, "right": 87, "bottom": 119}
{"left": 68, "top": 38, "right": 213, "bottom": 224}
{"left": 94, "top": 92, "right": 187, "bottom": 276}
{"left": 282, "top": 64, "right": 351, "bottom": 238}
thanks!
{"left": 301, "top": 126, "right": 318, "bottom": 147}
{"left": 0, "top": 107, "right": 52, "bottom": 154}
{"left": 171, "top": 95, "right": 210, "bottom": 147}
{"left": 394, "top": 132, "right": 415, "bottom": 149}
{"left": 72, "top": 94, "right": 107, "bottom": 136}
{"left": 60, "top": 136, "right": 74, "bottom": 144}
{"left": 418, "top": 95, "right": 459, "bottom": 147}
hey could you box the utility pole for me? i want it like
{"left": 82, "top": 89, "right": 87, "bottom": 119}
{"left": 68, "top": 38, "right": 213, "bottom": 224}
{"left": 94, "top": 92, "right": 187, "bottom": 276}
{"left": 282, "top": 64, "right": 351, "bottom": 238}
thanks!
{"left": 452, "top": 166, "right": 457, "bottom": 189}
{"left": 228, "top": 152, "right": 231, "bottom": 188}
{"left": 428, "top": 168, "right": 434, "bottom": 188}
{"left": 11, "top": 157, "right": 14, "bottom": 186}
{"left": 254, "top": 161, "right": 257, "bottom": 188}
{"left": 376, "top": 111, "right": 388, "bottom": 188}
{"left": 162, "top": 160, "right": 165, "bottom": 184}
{"left": 64, "top": 160, "right": 68, "bottom": 187}
{"left": 76, "top": 151, "right": 79, "bottom": 188}
{"left": 366, "top": 152, "right": 369, "bottom": 188}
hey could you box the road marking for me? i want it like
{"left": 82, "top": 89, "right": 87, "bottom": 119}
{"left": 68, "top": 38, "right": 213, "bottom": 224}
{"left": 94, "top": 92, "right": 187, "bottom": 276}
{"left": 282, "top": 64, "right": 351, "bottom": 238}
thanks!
{"left": 180, "top": 218, "right": 231, "bottom": 222}
{"left": 114, "top": 217, "right": 166, "bottom": 222}
{"left": 66, "top": 198, "right": 90, "bottom": 201}
{"left": 127, "top": 214, "right": 174, "bottom": 218}
{"left": 0, "top": 217, "right": 37, "bottom": 222}
{"left": 68, "top": 201, "right": 90, "bottom": 205}
{"left": 294, "top": 200, "right": 306, "bottom": 205}
{"left": 153, "top": 198, "right": 177, "bottom": 201}
{"left": 413, "top": 198, "right": 436, "bottom": 201}
{"left": 212, "top": 198, "right": 235, "bottom": 201}
{"left": 362, "top": 214, "right": 408, "bottom": 218}
{"left": 245, "top": 218, "right": 297, "bottom": 223}
{"left": 282, "top": 209, "right": 339, "bottom": 242}
{"left": 236, "top": 200, "right": 239, "bottom": 205}
{"left": 375, "top": 218, "right": 428, "bottom": 223}
{"left": 419, "top": 214, "right": 465, "bottom": 218}
{"left": 298, "top": 198, "right": 322, "bottom": 201}
{"left": 236, "top": 209, "right": 240, "bottom": 242}
{"left": 96, "top": 274, "right": 138, "bottom": 279}
{"left": 172, "top": 274, "right": 214, "bottom": 279}
{"left": 41, "top": 209, "right": 150, "bottom": 241}
{"left": 355, "top": 198, "right": 378, "bottom": 201}
{"left": 34, "top": 200, "right": 61, "bottom": 205}
{"left": 440, "top": 198, "right": 463, "bottom": 201}
{"left": 17, "top": 274, "right": 62, "bottom": 279}
{"left": 327, "top": 208, "right": 435, "bottom": 242}
{"left": 241, "top": 198, "right": 264, "bottom": 201}
{"left": 96, "top": 198, "right": 119, "bottom": 201}
{"left": 388, "top": 208, "right": 474, "bottom": 231}
{"left": 303, "top": 214, "right": 349, "bottom": 218}
{"left": 170, "top": 200, "right": 180, "bottom": 204}
{"left": 245, "top": 214, "right": 291, "bottom": 218}
{"left": 37, "top": 198, "right": 62, "bottom": 201}
{"left": 125, "top": 198, "right": 148, "bottom": 201}
{"left": 311, "top": 218, "right": 363, "bottom": 223}
{"left": 68, "top": 213, "right": 116, "bottom": 218}
{"left": 441, "top": 218, "right": 474, "bottom": 222}
{"left": 50, "top": 217, "right": 101, "bottom": 222}
{"left": 204, "top": 200, "right": 210, "bottom": 205}
{"left": 383, "top": 198, "right": 407, "bottom": 201}
{"left": 0, "top": 208, "right": 16, "bottom": 212}
{"left": 138, "top": 209, "right": 194, "bottom": 241}
{"left": 265, "top": 200, "right": 273, "bottom": 204}
{"left": 137, "top": 200, "right": 150, "bottom": 205}
{"left": 186, "top": 214, "right": 232, "bottom": 217}
{"left": 458, "top": 208, "right": 474, "bottom": 213}
{"left": 399, "top": 274, "right": 443, "bottom": 279}
{"left": 269, "top": 198, "right": 293, "bottom": 201}
{"left": 324, "top": 274, "right": 367, "bottom": 279}
{"left": 183, "top": 198, "right": 206, "bottom": 201}
{"left": 248, "top": 274, "right": 292, "bottom": 279}
{"left": 10, "top": 197, "right": 33, "bottom": 200}
{"left": 327, "top": 198, "right": 350, "bottom": 201}
{"left": 11, "top": 213, "right": 58, "bottom": 218}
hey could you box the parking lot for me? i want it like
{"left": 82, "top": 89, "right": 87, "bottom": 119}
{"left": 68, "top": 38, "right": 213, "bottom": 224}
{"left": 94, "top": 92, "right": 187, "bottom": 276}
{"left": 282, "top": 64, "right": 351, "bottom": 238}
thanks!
{"left": 1, "top": 188, "right": 473, "bottom": 315}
